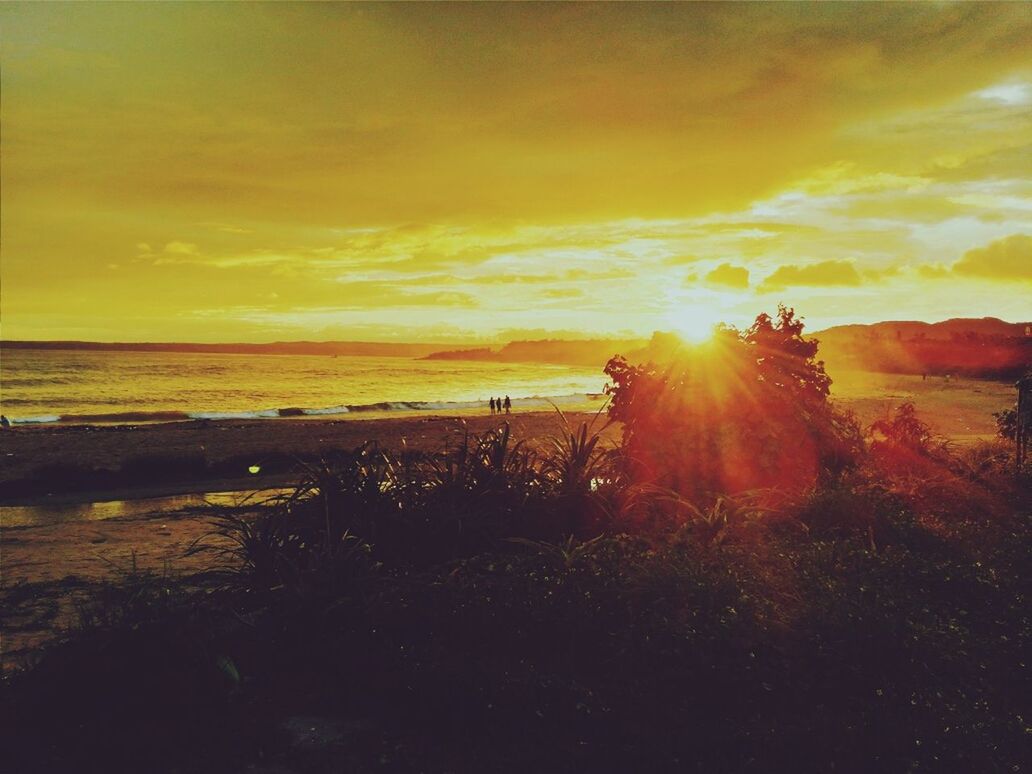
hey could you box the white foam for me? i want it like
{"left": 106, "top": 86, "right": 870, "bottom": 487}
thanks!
{"left": 9, "top": 415, "right": 61, "bottom": 425}
{"left": 419, "top": 400, "right": 484, "bottom": 411}
{"left": 188, "top": 409, "right": 281, "bottom": 421}
{"left": 301, "top": 405, "right": 351, "bottom": 416}
{"left": 6, "top": 392, "right": 606, "bottom": 427}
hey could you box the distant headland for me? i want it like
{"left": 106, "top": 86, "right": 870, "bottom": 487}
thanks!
{"left": 3, "top": 317, "right": 1030, "bottom": 377}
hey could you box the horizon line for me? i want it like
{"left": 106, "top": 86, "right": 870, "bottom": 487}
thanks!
{"left": 2, "top": 315, "right": 1029, "bottom": 350}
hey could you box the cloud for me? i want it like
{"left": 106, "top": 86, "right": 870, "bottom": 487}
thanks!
{"left": 8, "top": 3, "right": 1032, "bottom": 227}
{"left": 206, "top": 223, "right": 254, "bottom": 235}
{"left": 917, "top": 264, "right": 952, "bottom": 279}
{"left": 664, "top": 254, "right": 700, "bottom": 266}
{"left": 976, "top": 82, "right": 1031, "bottom": 106}
{"left": 164, "top": 241, "right": 198, "bottom": 255}
{"left": 541, "top": 288, "right": 584, "bottom": 299}
{"left": 704, "top": 263, "right": 750, "bottom": 289}
{"left": 759, "top": 260, "right": 863, "bottom": 291}
{"left": 952, "top": 234, "right": 1032, "bottom": 280}
{"left": 862, "top": 264, "right": 902, "bottom": 282}
{"left": 414, "top": 292, "right": 478, "bottom": 308}
{"left": 5, "top": 4, "right": 1032, "bottom": 341}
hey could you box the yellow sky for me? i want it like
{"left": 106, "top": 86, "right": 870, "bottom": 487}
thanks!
{"left": 2, "top": 3, "right": 1031, "bottom": 342}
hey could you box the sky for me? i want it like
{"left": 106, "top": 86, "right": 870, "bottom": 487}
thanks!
{"left": 2, "top": 2, "right": 1031, "bottom": 343}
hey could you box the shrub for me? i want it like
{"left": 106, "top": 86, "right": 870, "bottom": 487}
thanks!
{"left": 993, "top": 407, "right": 1018, "bottom": 441}
{"left": 605, "top": 306, "right": 862, "bottom": 501}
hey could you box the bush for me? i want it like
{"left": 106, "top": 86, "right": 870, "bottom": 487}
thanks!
{"left": 4, "top": 322, "right": 1031, "bottom": 773}
{"left": 993, "top": 407, "right": 1018, "bottom": 441}
{"left": 605, "top": 306, "right": 862, "bottom": 501}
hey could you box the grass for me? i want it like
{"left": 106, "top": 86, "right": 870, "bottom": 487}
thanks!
{"left": 1, "top": 409, "right": 1030, "bottom": 773}
{"left": 830, "top": 370, "right": 1016, "bottom": 443}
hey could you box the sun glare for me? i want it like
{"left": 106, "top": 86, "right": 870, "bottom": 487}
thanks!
{"left": 668, "top": 309, "right": 719, "bottom": 344}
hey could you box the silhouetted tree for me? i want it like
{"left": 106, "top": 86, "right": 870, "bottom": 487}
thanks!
{"left": 605, "top": 306, "right": 859, "bottom": 501}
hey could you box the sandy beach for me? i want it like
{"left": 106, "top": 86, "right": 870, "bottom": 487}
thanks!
{"left": 1, "top": 410, "right": 616, "bottom": 503}
{"left": 0, "top": 375, "right": 1014, "bottom": 668}
{"left": 2, "top": 372, "right": 1011, "bottom": 504}
{"left": 1, "top": 410, "right": 617, "bottom": 666}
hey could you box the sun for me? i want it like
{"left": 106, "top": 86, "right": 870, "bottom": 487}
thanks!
{"left": 667, "top": 307, "right": 719, "bottom": 344}
{"left": 678, "top": 322, "right": 716, "bottom": 344}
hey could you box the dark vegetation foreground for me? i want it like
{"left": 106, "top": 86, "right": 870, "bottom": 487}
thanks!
{"left": 3, "top": 310, "right": 1030, "bottom": 774}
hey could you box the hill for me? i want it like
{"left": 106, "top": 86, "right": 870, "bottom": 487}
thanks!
{"left": 0, "top": 340, "right": 446, "bottom": 358}
{"left": 424, "top": 338, "right": 646, "bottom": 367}
{"left": 815, "top": 317, "right": 1030, "bottom": 343}
{"left": 813, "top": 317, "right": 1032, "bottom": 379}
{"left": 608, "top": 318, "right": 1032, "bottom": 381}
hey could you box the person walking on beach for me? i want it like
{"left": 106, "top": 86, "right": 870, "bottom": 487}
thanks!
{"left": 489, "top": 397, "right": 496, "bottom": 414}
{"left": 503, "top": 395, "right": 511, "bottom": 414}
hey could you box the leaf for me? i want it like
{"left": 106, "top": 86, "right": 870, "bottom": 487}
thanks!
{"left": 216, "top": 655, "right": 241, "bottom": 685}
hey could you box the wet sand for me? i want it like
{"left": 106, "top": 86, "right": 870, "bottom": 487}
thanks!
{"left": 2, "top": 503, "right": 231, "bottom": 667}
{"left": 1, "top": 374, "right": 1011, "bottom": 506}
{"left": 1, "top": 409, "right": 615, "bottom": 504}
{"left": 1, "top": 410, "right": 616, "bottom": 667}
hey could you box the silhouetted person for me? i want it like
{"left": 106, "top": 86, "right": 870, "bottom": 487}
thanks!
{"left": 0, "top": 415, "right": 9, "bottom": 428}
{"left": 503, "top": 395, "right": 511, "bottom": 414}
{"left": 489, "top": 397, "right": 496, "bottom": 414}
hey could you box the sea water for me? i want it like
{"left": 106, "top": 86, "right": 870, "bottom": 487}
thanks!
{"left": 0, "top": 348, "right": 611, "bottom": 425}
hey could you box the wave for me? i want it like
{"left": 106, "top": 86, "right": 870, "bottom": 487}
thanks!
{"left": 8, "top": 414, "right": 64, "bottom": 425}
{"left": 5, "top": 393, "right": 608, "bottom": 426}
{"left": 189, "top": 409, "right": 282, "bottom": 421}
{"left": 1, "top": 377, "right": 82, "bottom": 388}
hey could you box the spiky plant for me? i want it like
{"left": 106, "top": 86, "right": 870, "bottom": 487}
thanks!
{"left": 187, "top": 493, "right": 294, "bottom": 592}
{"left": 506, "top": 533, "right": 609, "bottom": 569}
{"left": 616, "top": 484, "right": 767, "bottom": 545}
{"left": 473, "top": 422, "right": 538, "bottom": 493}
{"left": 541, "top": 404, "right": 614, "bottom": 497}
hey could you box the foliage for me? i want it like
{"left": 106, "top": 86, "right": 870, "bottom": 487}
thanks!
{"left": 869, "top": 401, "right": 938, "bottom": 452}
{"left": 540, "top": 407, "right": 613, "bottom": 497}
{"left": 6, "top": 499, "right": 1028, "bottom": 774}
{"left": 4, "top": 320, "right": 1032, "bottom": 773}
{"left": 994, "top": 406, "right": 1018, "bottom": 440}
{"left": 605, "top": 306, "right": 861, "bottom": 500}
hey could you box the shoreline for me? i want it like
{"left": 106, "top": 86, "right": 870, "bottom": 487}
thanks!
{"left": 0, "top": 476, "right": 297, "bottom": 513}
{"left": 0, "top": 409, "right": 618, "bottom": 665}
{"left": 2, "top": 392, "right": 609, "bottom": 428}
{"left": 1, "top": 410, "right": 618, "bottom": 506}
{"left": 2, "top": 372, "right": 1013, "bottom": 506}
{"left": 0, "top": 376, "right": 1015, "bottom": 668}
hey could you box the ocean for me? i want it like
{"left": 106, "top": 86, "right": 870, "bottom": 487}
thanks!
{"left": 0, "top": 348, "right": 611, "bottom": 425}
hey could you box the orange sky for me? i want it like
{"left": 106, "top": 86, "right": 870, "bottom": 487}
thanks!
{"left": 2, "top": 3, "right": 1030, "bottom": 342}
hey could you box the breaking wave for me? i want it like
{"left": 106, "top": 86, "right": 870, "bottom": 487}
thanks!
{"left": 6, "top": 393, "right": 607, "bottom": 426}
